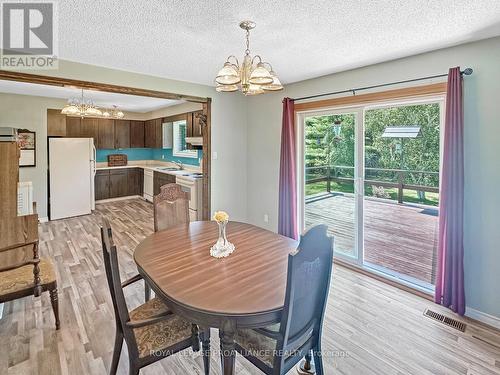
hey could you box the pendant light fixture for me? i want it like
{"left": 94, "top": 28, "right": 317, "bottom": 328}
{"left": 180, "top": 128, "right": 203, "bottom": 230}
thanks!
{"left": 61, "top": 89, "right": 124, "bottom": 118}
{"left": 215, "top": 21, "right": 283, "bottom": 95}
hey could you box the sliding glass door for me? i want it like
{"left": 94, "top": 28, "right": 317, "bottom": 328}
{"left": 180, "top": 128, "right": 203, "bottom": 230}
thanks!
{"left": 298, "top": 98, "right": 443, "bottom": 291}
{"left": 362, "top": 101, "right": 442, "bottom": 289}
{"left": 299, "top": 108, "right": 363, "bottom": 263}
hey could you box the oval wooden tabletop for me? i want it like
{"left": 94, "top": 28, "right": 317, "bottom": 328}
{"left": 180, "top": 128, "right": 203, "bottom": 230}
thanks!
{"left": 134, "top": 221, "right": 298, "bottom": 316}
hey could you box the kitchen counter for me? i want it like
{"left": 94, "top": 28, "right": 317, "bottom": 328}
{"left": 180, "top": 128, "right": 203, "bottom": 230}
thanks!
{"left": 96, "top": 160, "right": 201, "bottom": 178}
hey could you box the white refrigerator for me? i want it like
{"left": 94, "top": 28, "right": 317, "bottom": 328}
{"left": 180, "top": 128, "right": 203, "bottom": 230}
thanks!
{"left": 49, "top": 138, "right": 96, "bottom": 220}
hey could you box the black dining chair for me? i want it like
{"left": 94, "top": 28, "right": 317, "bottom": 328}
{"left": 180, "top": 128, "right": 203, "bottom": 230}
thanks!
{"left": 100, "top": 218, "right": 211, "bottom": 375}
{"left": 233, "top": 224, "right": 333, "bottom": 375}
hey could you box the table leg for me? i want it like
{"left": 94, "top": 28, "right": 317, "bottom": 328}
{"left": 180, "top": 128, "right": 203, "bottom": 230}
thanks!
{"left": 219, "top": 321, "right": 236, "bottom": 375}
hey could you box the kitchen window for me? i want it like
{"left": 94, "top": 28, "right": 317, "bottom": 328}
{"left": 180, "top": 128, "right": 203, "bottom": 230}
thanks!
{"left": 173, "top": 120, "right": 197, "bottom": 158}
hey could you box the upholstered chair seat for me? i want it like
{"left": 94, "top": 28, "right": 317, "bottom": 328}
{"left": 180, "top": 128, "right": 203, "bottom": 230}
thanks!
{"left": 130, "top": 298, "right": 193, "bottom": 358}
{"left": 0, "top": 258, "right": 56, "bottom": 296}
{"left": 234, "top": 324, "right": 280, "bottom": 367}
{"left": 100, "top": 219, "right": 210, "bottom": 375}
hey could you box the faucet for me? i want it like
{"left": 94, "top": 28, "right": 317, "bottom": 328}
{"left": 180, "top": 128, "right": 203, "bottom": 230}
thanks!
{"left": 173, "top": 160, "right": 184, "bottom": 170}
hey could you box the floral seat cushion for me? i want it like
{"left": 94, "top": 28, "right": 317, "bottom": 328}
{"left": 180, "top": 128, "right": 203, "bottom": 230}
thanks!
{"left": 129, "top": 297, "right": 193, "bottom": 358}
{"left": 0, "top": 258, "right": 56, "bottom": 296}
{"left": 234, "top": 324, "right": 280, "bottom": 367}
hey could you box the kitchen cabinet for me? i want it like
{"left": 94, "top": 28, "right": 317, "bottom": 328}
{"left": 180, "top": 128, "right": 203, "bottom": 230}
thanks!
{"left": 191, "top": 111, "right": 203, "bottom": 138}
{"left": 66, "top": 117, "right": 82, "bottom": 137}
{"left": 95, "top": 168, "right": 145, "bottom": 201}
{"left": 95, "top": 170, "right": 110, "bottom": 200}
{"left": 114, "top": 120, "right": 130, "bottom": 149}
{"left": 47, "top": 109, "right": 67, "bottom": 136}
{"left": 127, "top": 168, "right": 143, "bottom": 196}
{"left": 109, "top": 169, "right": 128, "bottom": 198}
{"left": 145, "top": 118, "right": 162, "bottom": 148}
{"left": 98, "top": 119, "right": 115, "bottom": 149}
{"left": 130, "top": 121, "right": 145, "bottom": 148}
{"left": 186, "top": 111, "right": 203, "bottom": 150}
{"left": 153, "top": 171, "right": 176, "bottom": 195}
{"left": 81, "top": 118, "right": 99, "bottom": 143}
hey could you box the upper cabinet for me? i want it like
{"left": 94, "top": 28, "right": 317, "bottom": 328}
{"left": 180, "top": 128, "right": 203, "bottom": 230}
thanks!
{"left": 81, "top": 118, "right": 99, "bottom": 142}
{"left": 48, "top": 109, "right": 199, "bottom": 151}
{"left": 114, "top": 120, "right": 130, "bottom": 149}
{"left": 145, "top": 118, "right": 162, "bottom": 148}
{"left": 47, "top": 109, "right": 67, "bottom": 136}
{"left": 98, "top": 119, "right": 115, "bottom": 149}
{"left": 130, "top": 121, "right": 145, "bottom": 148}
{"left": 66, "top": 116, "right": 82, "bottom": 138}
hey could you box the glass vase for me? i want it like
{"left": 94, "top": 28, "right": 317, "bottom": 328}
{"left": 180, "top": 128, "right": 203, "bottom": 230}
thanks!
{"left": 210, "top": 221, "right": 235, "bottom": 258}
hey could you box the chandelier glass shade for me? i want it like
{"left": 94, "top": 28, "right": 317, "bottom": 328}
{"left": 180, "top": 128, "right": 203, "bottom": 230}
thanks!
{"left": 61, "top": 89, "right": 124, "bottom": 118}
{"left": 215, "top": 21, "right": 283, "bottom": 95}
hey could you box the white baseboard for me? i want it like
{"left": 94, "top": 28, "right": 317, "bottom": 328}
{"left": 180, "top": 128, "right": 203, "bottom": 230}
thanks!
{"left": 466, "top": 307, "right": 500, "bottom": 330}
{"left": 39, "top": 217, "right": 48, "bottom": 223}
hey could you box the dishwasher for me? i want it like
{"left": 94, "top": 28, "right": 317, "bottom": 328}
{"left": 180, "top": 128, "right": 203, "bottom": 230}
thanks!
{"left": 143, "top": 169, "right": 154, "bottom": 202}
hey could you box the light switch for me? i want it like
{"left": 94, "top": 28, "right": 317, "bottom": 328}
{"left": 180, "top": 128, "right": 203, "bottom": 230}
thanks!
{"left": 212, "top": 151, "right": 218, "bottom": 160}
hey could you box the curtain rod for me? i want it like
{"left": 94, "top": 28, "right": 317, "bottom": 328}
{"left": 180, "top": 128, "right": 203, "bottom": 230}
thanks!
{"left": 291, "top": 68, "right": 473, "bottom": 102}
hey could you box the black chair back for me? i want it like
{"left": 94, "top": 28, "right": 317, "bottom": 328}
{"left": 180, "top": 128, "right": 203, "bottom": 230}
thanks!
{"left": 101, "top": 218, "right": 139, "bottom": 358}
{"left": 278, "top": 225, "right": 333, "bottom": 370}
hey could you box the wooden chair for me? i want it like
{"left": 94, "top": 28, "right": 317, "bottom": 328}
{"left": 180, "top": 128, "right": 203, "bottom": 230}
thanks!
{"left": 153, "top": 183, "right": 189, "bottom": 232}
{"left": 233, "top": 225, "right": 333, "bottom": 375}
{"left": 146, "top": 183, "right": 190, "bottom": 300}
{"left": 100, "top": 218, "right": 210, "bottom": 375}
{"left": 0, "top": 216, "right": 60, "bottom": 330}
{"left": 0, "top": 141, "right": 59, "bottom": 329}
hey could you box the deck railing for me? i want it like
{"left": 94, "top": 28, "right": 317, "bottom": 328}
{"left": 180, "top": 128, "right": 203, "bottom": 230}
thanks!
{"left": 305, "top": 165, "right": 439, "bottom": 203}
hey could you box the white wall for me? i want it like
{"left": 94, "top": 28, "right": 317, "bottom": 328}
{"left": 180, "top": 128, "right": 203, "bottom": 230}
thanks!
{"left": 246, "top": 36, "right": 500, "bottom": 320}
{"left": 4, "top": 59, "right": 248, "bottom": 222}
{"left": 0, "top": 93, "right": 67, "bottom": 218}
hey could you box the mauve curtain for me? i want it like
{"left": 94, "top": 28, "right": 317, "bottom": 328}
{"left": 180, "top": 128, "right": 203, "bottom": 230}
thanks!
{"left": 278, "top": 98, "right": 299, "bottom": 240}
{"left": 434, "top": 67, "right": 465, "bottom": 315}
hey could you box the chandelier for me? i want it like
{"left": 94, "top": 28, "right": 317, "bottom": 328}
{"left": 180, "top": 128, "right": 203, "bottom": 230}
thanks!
{"left": 61, "top": 89, "right": 124, "bottom": 118}
{"left": 215, "top": 21, "right": 283, "bottom": 95}
{"left": 102, "top": 106, "right": 124, "bottom": 119}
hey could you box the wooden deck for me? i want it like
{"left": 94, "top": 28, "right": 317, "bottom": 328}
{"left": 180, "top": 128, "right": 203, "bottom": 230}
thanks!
{"left": 305, "top": 193, "right": 438, "bottom": 285}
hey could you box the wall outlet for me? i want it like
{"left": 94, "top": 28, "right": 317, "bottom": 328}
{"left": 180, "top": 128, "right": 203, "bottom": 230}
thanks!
{"left": 264, "top": 214, "right": 269, "bottom": 223}
{"left": 161, "top": 154, "right": 165, "bottom": 159}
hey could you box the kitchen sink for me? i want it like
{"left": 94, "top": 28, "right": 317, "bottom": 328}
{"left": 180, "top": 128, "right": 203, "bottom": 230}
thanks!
{"left": 156, "top": 167, "right": 181, "bottom": 171}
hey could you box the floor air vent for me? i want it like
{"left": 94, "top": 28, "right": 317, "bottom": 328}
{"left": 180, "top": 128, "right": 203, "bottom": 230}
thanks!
{"left": 423, "top": 308, "right": 467, "bottom": 332}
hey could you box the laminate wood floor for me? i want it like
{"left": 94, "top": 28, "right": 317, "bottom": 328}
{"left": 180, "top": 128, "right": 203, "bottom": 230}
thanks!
{"left": 1, "top": 198, "right": 499, "bottom": 375}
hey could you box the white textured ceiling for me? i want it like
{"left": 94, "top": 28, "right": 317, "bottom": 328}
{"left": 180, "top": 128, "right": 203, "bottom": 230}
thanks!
{"left": 56, "top": 0, "right": 500, "bottom": 85}
{"left": 0, "top": 80, "right": 182, "bottom": 112}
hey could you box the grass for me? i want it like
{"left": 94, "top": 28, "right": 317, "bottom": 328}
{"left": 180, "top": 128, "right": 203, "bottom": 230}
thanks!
{"left": 305, "top": 181, "right": 439, "bottom": 207}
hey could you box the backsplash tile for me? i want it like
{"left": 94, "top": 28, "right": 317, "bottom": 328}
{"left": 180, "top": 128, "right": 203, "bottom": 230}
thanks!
{"left": 96, "top": 148, "right": 202, "bottom": 166}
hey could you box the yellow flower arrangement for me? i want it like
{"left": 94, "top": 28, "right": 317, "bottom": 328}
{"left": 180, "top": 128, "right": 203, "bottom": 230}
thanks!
{"left": 213, "top": 211, "right": 229, "bottom": 223}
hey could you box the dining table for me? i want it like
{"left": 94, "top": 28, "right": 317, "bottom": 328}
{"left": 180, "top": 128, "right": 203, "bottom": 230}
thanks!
{"left": 134, "top": 220, "right": 298, "bottom": 375}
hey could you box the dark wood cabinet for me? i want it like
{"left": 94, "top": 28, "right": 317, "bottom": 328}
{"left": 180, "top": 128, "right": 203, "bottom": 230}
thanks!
{"left": 114, "top": 120, "right": 130, "bottom": 149}
{"left": 130, "top": 121, "right": 145, "bottom": 148}
{"left": 153, "top": 171, "right": 176, "bottom": 195}
{"left": 98, "top": 119, "right": 115, "bottom": 149}
{"left": 192, "top": 111, "right": 203, "bottom": 138}
{"left": 47, "top": 109, "right": 67, "bottom": 136}
{"left": 109, "top": 169, "right": 128, "bottom": 198}
{"left": 95, "top": 170, "right": 110, "bottom": 200}
{"left": 186, "top": 111, "right": 203, "bottom": 149}
{"left": 145, "top": 118, "right": 162, "bottom": 148}
{"left": 127, "top": 168, "right": 143, "bottom": 196}
{"left": 66, "top": 117, "right": 82, "bottom": 137}
{"left": 95, "top": 168, "right": 144, "bottom": 201}
{"left": 81, "top": 118, "right": 99, "bottom": 143}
